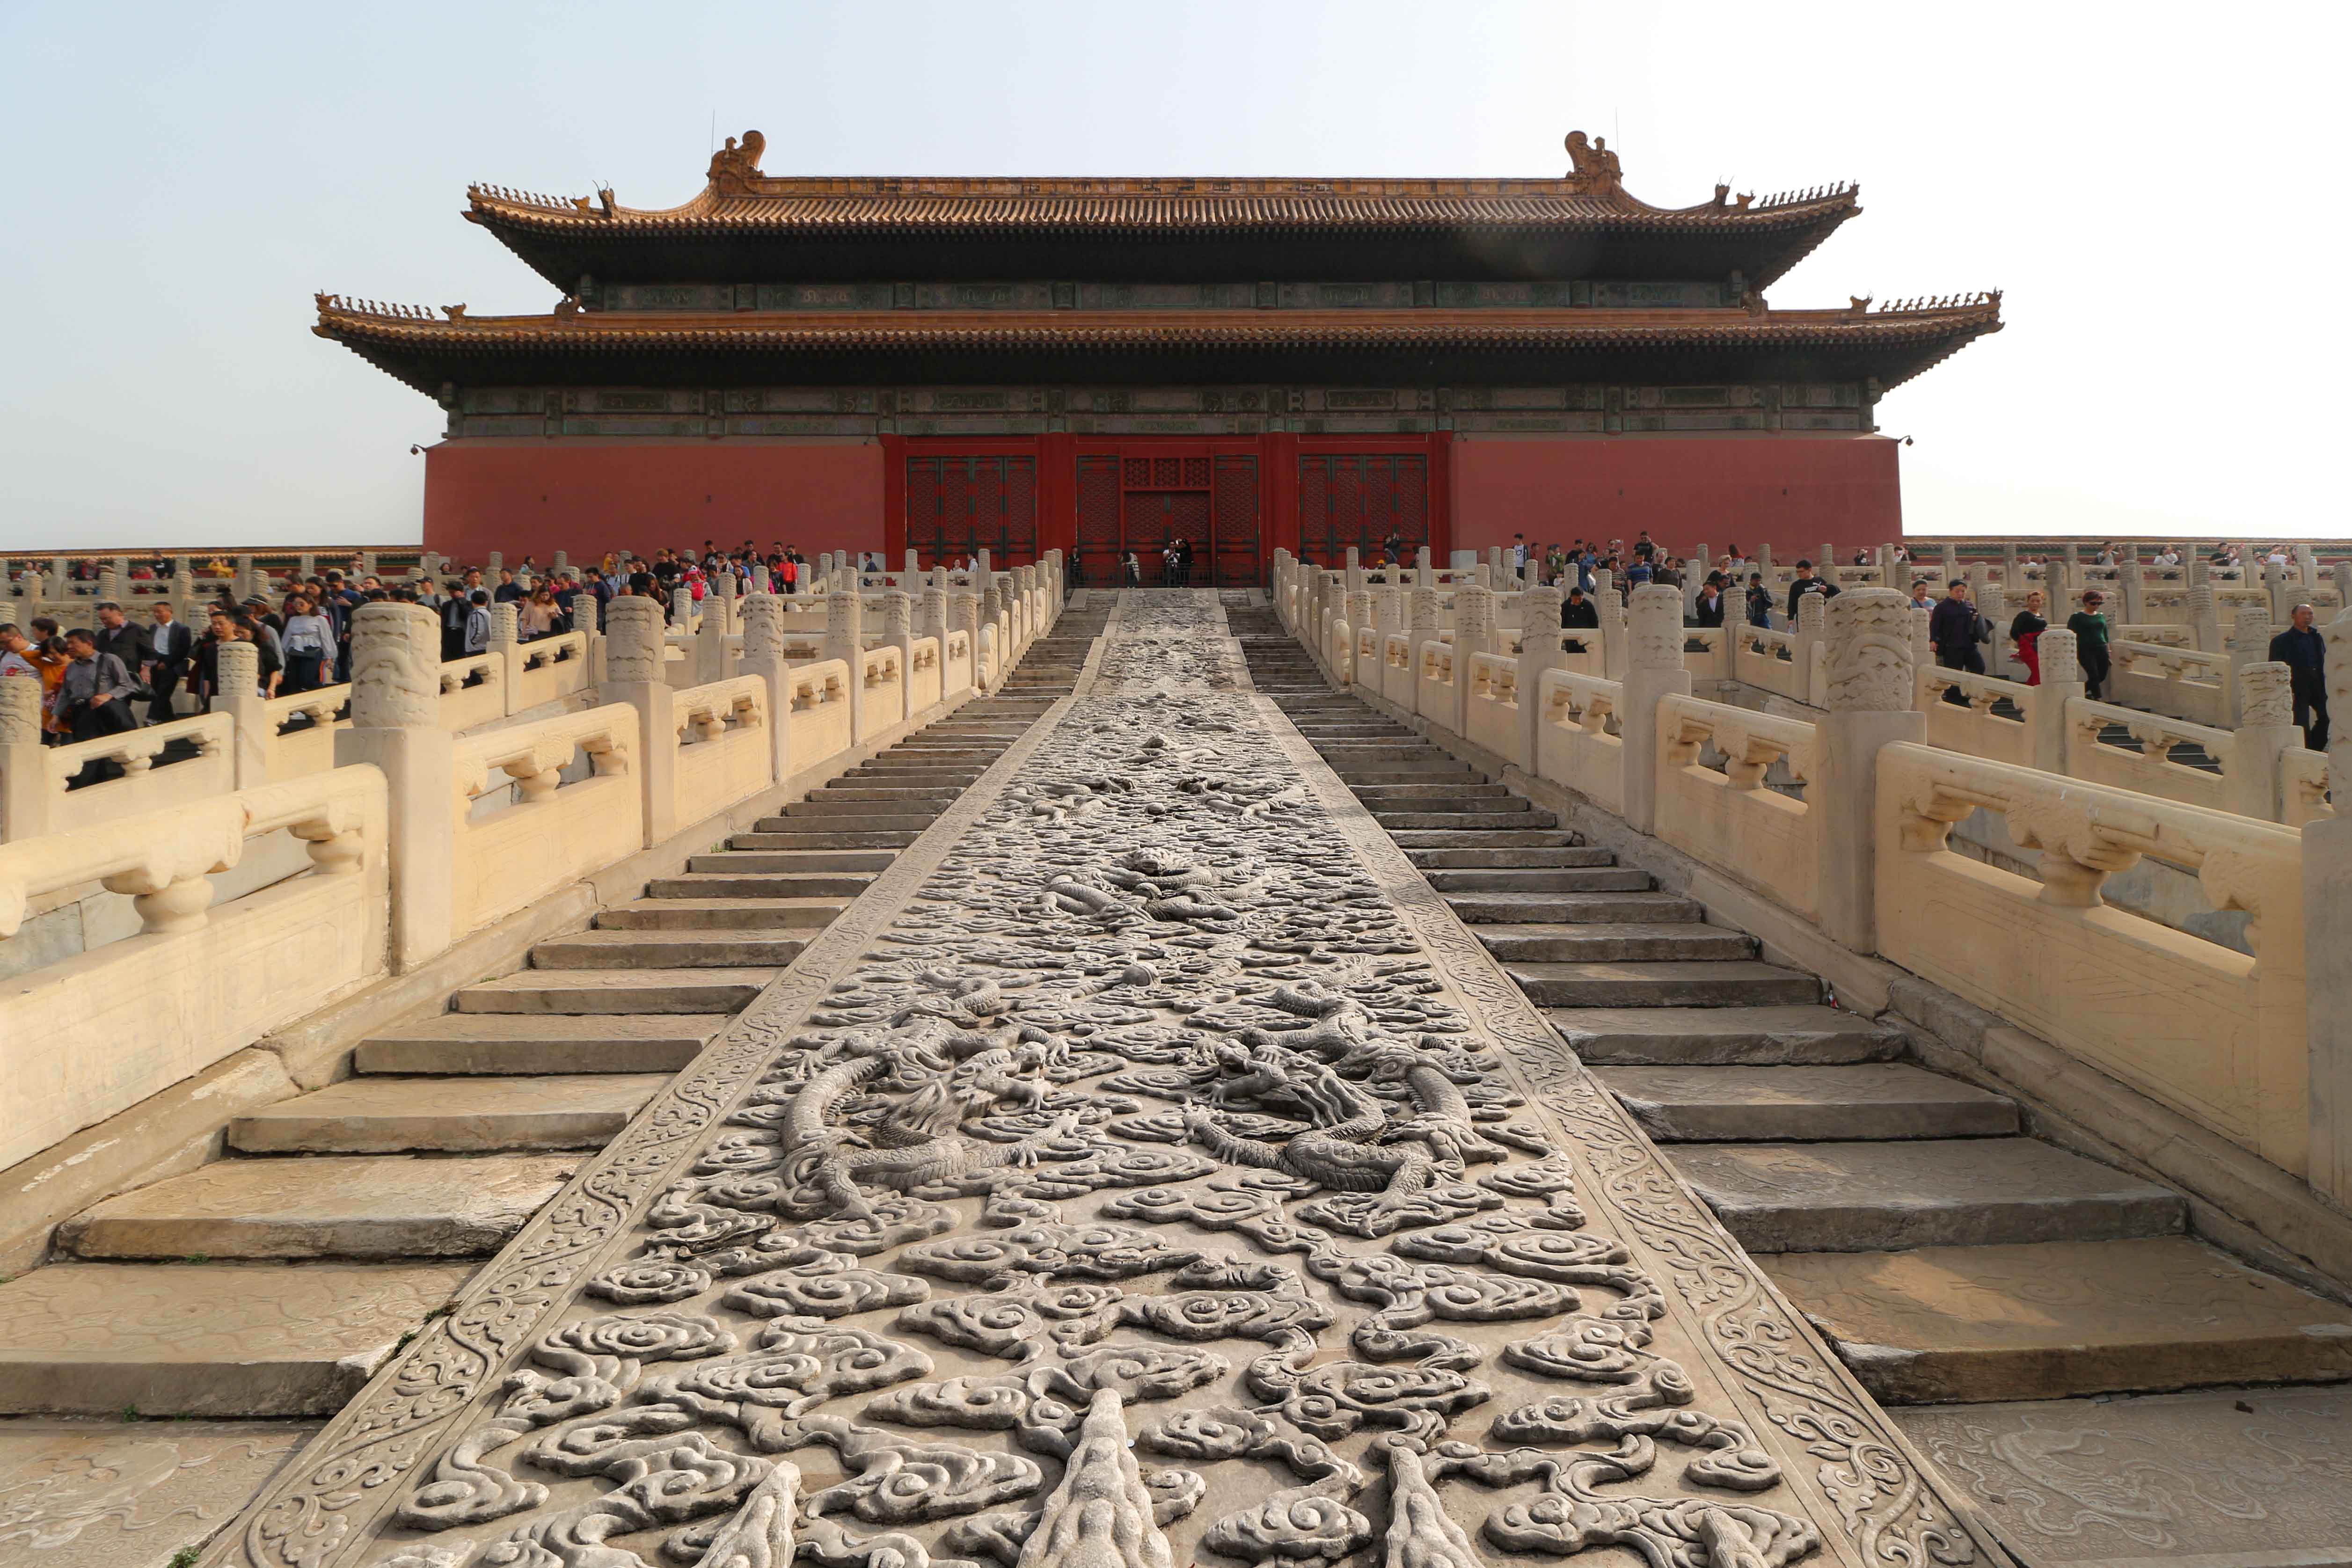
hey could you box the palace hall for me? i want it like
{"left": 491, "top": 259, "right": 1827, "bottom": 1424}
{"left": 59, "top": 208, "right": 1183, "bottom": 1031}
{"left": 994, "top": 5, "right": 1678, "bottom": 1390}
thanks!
{"left": 317, "top": 130, "right": 2000, "bottom": 574}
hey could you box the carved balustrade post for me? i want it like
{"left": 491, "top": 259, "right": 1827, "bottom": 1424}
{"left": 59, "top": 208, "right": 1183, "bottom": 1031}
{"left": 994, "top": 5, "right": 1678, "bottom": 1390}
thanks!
{"left": 1415, "top": 544, "right": 1433, "bottom": 589}
{"left": 1796, "top": 586, "right": 1829, "bottom": 705}
{"left": 883, "top": 589, "right": 914, "bottom": 729}
{"left": 823, "top": 584, "right": 869, "bottom": 738}
{"left": 1595, "top": 570, "right": 1627, "bottom": 680}
{"left": 212, "top": 639, "right": 270, "bottom": 789}
{"left": 739, "top": 592, "right": 793, "bottom": 783}
{"left": 334, "top": 602, "right": 455, "bottom": 969}
{"left": 2120, "top": 542, "right": 2147, "bottom": 623}
{"left": 2228, "top": 604, "right": 2274, "bottom": 725}
{"left": 603, "top": 595, "right": 675, "bottom": 846}
{"left": 1344, "top": 588, "right": 1374, "bottom": 691}
{"left": 1814, "top": 590, "right": 1925, "bottom": 952}
{"left": 2190, "top": 583, "right": 2223, "bottom": 657}
{"left": 2263, "top": 559, "right": 2294, "bottom": 624}
{"left": 1446, "top": 583, "right": 1495, "bottom": 740}
{"left": 2030, "top": 627, "right": 2084, "bottom": 774}
{"left": 1978, "top": 580, "right": 2011, "bottom": 680}
{"left": 0, "top": 677, "right": 49, "bottom": 842}
{"left": 2307, "top": 605, "right": 2352, "bottom": 1208}
{"left": 2001, "top": 541, "right": 2020, "bottom": 593}
{"left": 2229, "top": 663, "right": 2300, "bottom": 822}
{"left": 920, "top": 582, "right": 950, "bottom": 691}
{"left": 1623, "top": 584, "right": 1691, "bottom": 834}
{"left": 694, "top": 582, "right": 731, "bottom": 687}
{"left": 1518, "top": 584, "right": 1565, "bottom": 770}
{"left": 489, "top": 601, "right": 524, "bottom": 713}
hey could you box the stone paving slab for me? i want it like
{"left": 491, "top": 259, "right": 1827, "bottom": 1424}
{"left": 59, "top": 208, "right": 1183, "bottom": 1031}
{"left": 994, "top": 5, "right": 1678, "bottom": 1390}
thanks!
{"left": 1772, "top": 1236, "right": 2352, "bottom": 1402}
{"left": 0, "top": 1262, "right": 471, "bottom": 1416}
{"left": 59, "top": 1154, "right": 579, "bottom": 1260}
{"left": 1895, "top": 1384, "right": 2352, "bottom": 1565}
{"left": 227, "top": 1074, "right": 667, "bottom": 1152}
{"left": 1597, "top": 1063, "right": 2018, "bottom": 1142}
{"left": 1669, "top": 1137, "right": 2187, "bottom": 1252}
{"left": 0, "top": 1418, "right": 316, "bottom": 1567}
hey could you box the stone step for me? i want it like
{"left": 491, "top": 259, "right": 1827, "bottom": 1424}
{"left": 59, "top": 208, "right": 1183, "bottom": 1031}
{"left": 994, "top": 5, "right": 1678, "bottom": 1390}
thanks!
{"left": 58, "top": 1153, "right": 578, "bottom": 1260}
{"left": 1668, "top": 1138, "right": 2187, "bottom": 1252}
{"left": 1424, "top": 866, "right": 1651, "bottom": 892}
{"left": 1781, "top": 1238, "right": 2352, "bottom": 1403}
{"left": 657, "top": 870, "right": 876, "bottom": 899}
{"left": 1407, "top": 846, "right": 1613, "bottom": 868}
{"left": 1330, "top": 765, "right": 1480, "bottom": 783}
{"left": 228, "top": 1074, "right": 669, "bottom": 1154}
{"left": 598, "top": 897, "right": 849, "bottom": 930}
{"left": 530, "top": 929, "right": 809, "bottom": 968}
{"left": 1447, "top": 891, "right": 1703, "bottom": 925}
{"left": 0, "top": 1261, "right": 474, "bottom": 1416}
{"left": 776, "top": 804, "right": 942, "bottom": 829}
{"left": 1388, "top": 828, "right": 1582, "bottom": 849}
{"left": 1506, "top": 960, "right": 1821, "bottom": 1008}
{"left": 1474, "top": 923, "right": 1755, "bottom": 963}
{"left": 814, "top": 785, "right": 962, "bottom": 803}
{"left": 1349, "top": 782, "right": 1515, "bottom": 803}
{"left": 1596, "top": 1064, "right": 2018, "bottom": 1142}
{"left": 736, "top": 827, "right": 921, "bottom": 849}
{"left": 354, "top": 1013, "right": 727, "bottom": 1075}
{"left": 840, "top": 769, "right": 982, "bottom": 787}
{"left": 452, "top": 968, "right": 776, "bottom": 1014}
{"left": 1375, "top": 809, "right": 1558, "bottom": 831}
{"left": 699, "top": 850, "right": 891, "bottom": 875}
{"left": 1549, "top": 1006, "right": 1905, "bottom": 1066}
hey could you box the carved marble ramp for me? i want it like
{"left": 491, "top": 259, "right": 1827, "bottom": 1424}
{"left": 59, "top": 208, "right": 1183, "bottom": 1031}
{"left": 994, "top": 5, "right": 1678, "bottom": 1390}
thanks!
{"left": 1234, "top": 615, "right": 2352, "bottom": 1420}
{"left": 0, "top": 637, "right": 1088, "bottom": 1564}
{"left": 201, "top": 589, "right": 2007, "bottom": 1568}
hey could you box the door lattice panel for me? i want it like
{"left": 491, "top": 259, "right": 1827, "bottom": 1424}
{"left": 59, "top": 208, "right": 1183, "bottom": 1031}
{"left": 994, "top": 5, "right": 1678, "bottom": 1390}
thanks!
{"left": 1297, "top": 453, "right": 1428, "bottom": 568}
{"left": 904, "top": 455, "right": 1040, "bottom": 568}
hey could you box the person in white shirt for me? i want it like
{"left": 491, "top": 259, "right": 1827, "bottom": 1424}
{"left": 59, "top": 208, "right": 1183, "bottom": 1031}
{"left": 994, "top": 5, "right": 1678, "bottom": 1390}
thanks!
{"left": 0, "top": 623, "right": 38, "bottom": 680}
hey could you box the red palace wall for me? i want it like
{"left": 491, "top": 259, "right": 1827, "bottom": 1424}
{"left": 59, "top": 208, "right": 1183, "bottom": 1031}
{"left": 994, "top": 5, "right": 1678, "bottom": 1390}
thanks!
{"left": 422, "top": 431, "right": 1901, "bottom": 572}
{"left": 422, "top": 439, "right": 888, "bottom": 565}
{"left": 1447, "top": 434, "right": 1901, "bottom": 560}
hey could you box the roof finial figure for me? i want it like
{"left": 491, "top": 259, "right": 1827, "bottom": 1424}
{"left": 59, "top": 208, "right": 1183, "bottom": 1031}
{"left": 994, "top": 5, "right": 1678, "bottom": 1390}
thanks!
{"left": 708, "top": 129, "right": 767, "bottom": 195}
{"left": 1563, "top": 130, "right": 1625, "bottom": 195}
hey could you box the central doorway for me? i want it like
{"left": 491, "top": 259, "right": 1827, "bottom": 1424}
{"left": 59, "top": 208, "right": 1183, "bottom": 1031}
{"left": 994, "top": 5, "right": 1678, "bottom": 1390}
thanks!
{"left": 1075, "top": 449, "right": 1261, "bottom": 587}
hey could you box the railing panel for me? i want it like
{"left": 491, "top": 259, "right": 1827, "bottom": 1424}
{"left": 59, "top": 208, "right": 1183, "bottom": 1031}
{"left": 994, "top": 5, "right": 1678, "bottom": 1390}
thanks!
{"left": 37, "top": 713, "right": 237, "bottom": 832}
{"left": 448, "top": 704, "right": 637, "bottom": 937}
{"left": 860, "top": 648, "right": 905, "bottom": 734}
{"left": 1655, "top": 696, "right": 1821, "bottom": 919}
{"left": 514, "top": 631, "right": 592, "bottom": 709}
{"left": 787, "top": 658, "right": 855, "bottom": 771}
{"left": 1535, "top": 668, "right": 1625, "bottom": 815}
{"left": 908, "top": 635, "right": 942, "bottom": 713}
{"left": 2066, "top": 699, "right": 2234, "bottom": 813}
{"left": 1464, "top": 652, "right": 1524, "bottom": 767}
{"left": 1877, "top": 742, "right": 2308, "bottom": 1177}
{"left": 437, "top": 655, "right": 505, "bottom": 731}
{"left": 671, "top": 677, "right": 772, "bottom": 827}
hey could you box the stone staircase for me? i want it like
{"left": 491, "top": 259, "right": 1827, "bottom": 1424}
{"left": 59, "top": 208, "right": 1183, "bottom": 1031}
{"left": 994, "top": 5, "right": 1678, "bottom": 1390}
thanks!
{"left": 1233, "top": 610, "right": 2352, "bottom": 1409}
{"left": 0, "top": 651, "right": 1095, "bottom": 1418}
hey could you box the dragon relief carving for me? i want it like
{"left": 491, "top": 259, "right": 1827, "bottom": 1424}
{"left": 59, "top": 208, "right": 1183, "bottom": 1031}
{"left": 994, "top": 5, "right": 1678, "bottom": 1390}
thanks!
{"left": 266, "top": 590, "right": 1983, "bottom": 1568}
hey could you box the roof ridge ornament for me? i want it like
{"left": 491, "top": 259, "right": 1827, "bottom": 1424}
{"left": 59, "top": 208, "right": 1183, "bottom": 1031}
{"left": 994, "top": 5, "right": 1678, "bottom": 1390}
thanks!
{"left": 1562, "top": 130, "right": 1625, "bottom": 197}
{"left": 708, "top": 129, "right": 767, "bottom": 196}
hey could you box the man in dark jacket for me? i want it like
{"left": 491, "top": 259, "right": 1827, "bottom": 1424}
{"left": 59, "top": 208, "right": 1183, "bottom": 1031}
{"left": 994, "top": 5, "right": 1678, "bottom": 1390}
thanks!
{"left": 2270, "top": 603, "right": 2331, "bottom": 752}
{"left": 1693, "top": 573, "right": 1727, "bottom": 627}
{"left": 1928, "top": 580, "right": 1986, "bottom": 705}
{"left": 1560, "top": 588, "right": 1601, "bottom": 629}
{"left": 1784, "top": 561, "right": 1841, "bottom": 620}
{"left": 91, "top": 602, "right": 152, "bottom": 689}
{"left": 58, "top": 628, "right": 140, "bottom": 780}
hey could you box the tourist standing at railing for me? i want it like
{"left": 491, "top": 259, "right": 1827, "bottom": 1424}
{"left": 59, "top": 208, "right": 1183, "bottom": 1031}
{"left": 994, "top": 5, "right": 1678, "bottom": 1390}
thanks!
{"left": 519, "top": 586, "right": 559, "bottom": 638}
{"left": 2067, "top": 590, "right": 2112, "bottom": 700}
{"left": 1694, "top": 574, "right": 1727, "bottom": 627}
{"left": 1561, "top": 586, "right": 1601, "bottom": 633}
{"left": 145, "top": 603, "right": 191, "bottom": 722}
{"left": 462, "top": 591, "right": 492, "bottom": 655}
{"left": 1744, "top": 574, "right": 1773, "bottom": 629}
{"left": 278, "top": 596, "right": 336, "bottom": 693}
{"left": 492, "top": 569, "right": 525, "bottom": 605}
{"left": 2270, "top": 604, "right": 2331, "bottom": 753}
{"left": 56, "top": 630, "right": 139, "bottom": 778}
{"left": 2010, "top": 591, "right": 2048, "bottom": 686}
{"left": 91, "top": 602, "right": 149, "bottom": 684}
{"left": 26, "top": 618, "right": 69, "bottom": 742}
{"left": 1784, "top": 561, "right": 1841, "bottom": 619}
{"left": 1928, "top": 580, "right": 1988, "bottom": 705}
{"left": 1907, "top": 580, "right": 1933, "bottom": 611}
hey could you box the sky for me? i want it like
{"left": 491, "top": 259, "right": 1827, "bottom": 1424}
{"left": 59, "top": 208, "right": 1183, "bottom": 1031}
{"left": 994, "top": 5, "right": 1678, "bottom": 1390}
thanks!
{"left": 2, "top": 0, "right": 2345, "bottom": 549}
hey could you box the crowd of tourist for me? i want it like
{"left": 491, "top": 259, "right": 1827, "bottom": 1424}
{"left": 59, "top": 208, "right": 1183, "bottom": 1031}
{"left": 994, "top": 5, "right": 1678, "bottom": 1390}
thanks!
{"left": 0, "top": 540, "right": 892, "bottom": 750}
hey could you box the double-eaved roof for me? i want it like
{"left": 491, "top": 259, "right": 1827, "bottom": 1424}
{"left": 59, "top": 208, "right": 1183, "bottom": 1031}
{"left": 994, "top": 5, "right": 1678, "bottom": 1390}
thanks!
{"left": 318, "top": 131, "right": 2001, "bottom": 398}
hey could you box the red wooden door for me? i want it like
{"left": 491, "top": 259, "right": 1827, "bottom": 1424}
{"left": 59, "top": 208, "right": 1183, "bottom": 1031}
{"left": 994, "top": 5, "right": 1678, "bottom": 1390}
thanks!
{"left": 903, "top": 453, "right": 1040, "bottom": 568}
{"left": 1297, "top": 452, "right": 1427, "bottom": 568}
{"left": 1210, "top": 454, "right": 1261, "bottom": 586}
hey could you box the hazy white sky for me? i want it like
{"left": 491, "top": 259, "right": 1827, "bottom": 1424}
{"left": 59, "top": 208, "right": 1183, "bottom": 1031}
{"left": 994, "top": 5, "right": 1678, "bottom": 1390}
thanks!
{"left": 2, "top": 1, "right": 2344, "bottom": 549}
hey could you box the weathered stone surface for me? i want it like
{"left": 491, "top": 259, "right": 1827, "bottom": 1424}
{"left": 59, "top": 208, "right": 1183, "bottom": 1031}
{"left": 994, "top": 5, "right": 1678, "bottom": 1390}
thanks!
{"left": 525, "top": 929, "right": 811, "bottom": 968}
{"left": 1896, "top": 1384, "right": 2352, "bottom": 1564}
{"left": 1474, "top": 923, "right": 1755, "bottom": 963}
{"left": 205, "top": 591, "right": 2001, "bottom": 1568}
{"left": 1550, "top": 1005, "right": 1903, "bottom": 1065}
{"left": 353, "top": 1012, "right": 725, "bottom": 1074}
{"left": 1508, "top": 958, "right": 1820, "bottom": 1007}
{"left": 1668, "top": 1137, "right": 2187, "bottom": 1252}
{"left": 1446, "top": 890, "right": 1703, "bottom": 924}
{"left": 595, "top": 896, "right": 852, "bottom": 929}
{"left": 451, "top": 966, "right": 777, "bottom": 1013}
{"left": 1774, "top": 1236, "right": 2352, "bottom": 1401}
{"left": 1597, "top": 1063, "right": 2017, "bottom": 1143}
{"left": 226, "top": 1074, "right": 667, "bottom": 1152}
{"left": 59, "top": 1154, "right": 578, "bottom": 1259}
{"left": 0, "top": 1262, "right": 470, "bottom": 1415}
{"left": 0, "top": 1419, "right": 316, "bottom": 1567}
